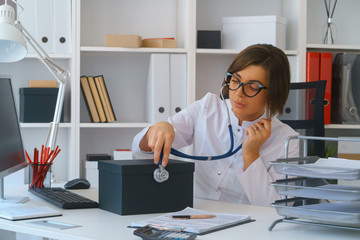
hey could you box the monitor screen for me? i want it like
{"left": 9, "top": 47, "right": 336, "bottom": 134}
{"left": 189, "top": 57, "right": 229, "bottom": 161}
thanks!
{"left": 0, "top": 77, "right": 27, "bottom": 179}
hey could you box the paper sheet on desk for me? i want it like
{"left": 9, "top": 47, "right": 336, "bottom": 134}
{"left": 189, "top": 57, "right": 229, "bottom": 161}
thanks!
{"left": 130, "top": 207, "right": 251, "bottom": 234}
{"left": 282, "top": 157, "right": 360, "bottom": 180}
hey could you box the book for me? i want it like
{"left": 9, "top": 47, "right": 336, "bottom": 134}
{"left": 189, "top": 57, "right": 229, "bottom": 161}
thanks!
{"left": 80, "top": 76, "right": 100, "bottom": 123}
{"left": 130, "top": 207, "right": 252, "bottom": 235}
{"left": 87, "top": 76, "right": 106, "bottom": 122}
{"left": 320, "top": 52, "right": 332, "bottom": 124}
{"left": 94, "top": 75, "right": 112, "bottom": 122}
{"left": 94, "top": 75, "right": 116, "bottom": 122}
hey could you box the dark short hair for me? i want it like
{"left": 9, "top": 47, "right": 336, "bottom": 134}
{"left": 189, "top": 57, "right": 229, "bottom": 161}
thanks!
{"left": 222, "top": 44, "right": 290, "bottom": 117}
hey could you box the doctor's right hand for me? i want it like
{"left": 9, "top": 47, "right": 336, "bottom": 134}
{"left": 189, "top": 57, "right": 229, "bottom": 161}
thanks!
{"left": 139, "top": 121, "right": 175, "bottom": 167}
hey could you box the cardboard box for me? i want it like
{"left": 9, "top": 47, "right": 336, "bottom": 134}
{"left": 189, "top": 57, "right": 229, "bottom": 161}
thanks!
{"left": 105, "top": 34, "right": 142, "bottom": 48}
{"left": 142, "top": 38, "right": 177, "bottom": 48}
{"left": 338, "top": 137, "right": 360, "bottom": 160}
{"left": 113, "top": 149, "right": 132, "bottom": 160}
{"left": 338, "top": 153, "right": 360, "bottom": 160}
{"left": 222, "top": 15, "right": 286, "bottom": 50}
{"left": 28, "top": 80, "right": 58, "bottom": 88}
{"left": 98, "top": 159, "right": 194, "bottom": 215}
{"left": 19, "top": 88, "right": 64, "bottom": 123}
{"left": 85, "top": 161, "right": 99, "bottom": 187}
{"left": 197, "top": 30, "right": 221, "bottom": 49}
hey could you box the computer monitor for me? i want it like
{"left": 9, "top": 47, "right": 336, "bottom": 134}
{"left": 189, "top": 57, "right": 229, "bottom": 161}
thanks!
{"left": 0, "top": 76, "right": 28, "bottom": 204}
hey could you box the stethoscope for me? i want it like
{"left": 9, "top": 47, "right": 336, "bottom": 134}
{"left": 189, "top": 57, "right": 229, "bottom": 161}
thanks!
{"left": 153, "top": 85, "right": 243, "bottom": 183}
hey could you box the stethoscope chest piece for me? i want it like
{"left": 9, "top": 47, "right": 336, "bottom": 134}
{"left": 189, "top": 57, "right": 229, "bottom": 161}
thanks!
{"left": 153, "top": 165, "right": 169, "bottom": 183}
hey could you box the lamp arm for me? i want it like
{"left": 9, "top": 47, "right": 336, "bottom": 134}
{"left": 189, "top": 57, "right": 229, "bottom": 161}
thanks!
{"left": 15, "top": 21, "right": 70, "bottom": 150}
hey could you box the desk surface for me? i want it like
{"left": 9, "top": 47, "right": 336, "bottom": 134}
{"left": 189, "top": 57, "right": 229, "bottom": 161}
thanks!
{"left": 1, "top": 184, "right": 359, "bottom": 240}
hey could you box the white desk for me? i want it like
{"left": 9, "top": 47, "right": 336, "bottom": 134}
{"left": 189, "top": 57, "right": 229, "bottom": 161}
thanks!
{"left": 1, "top": 184, "right": 359, "bottom": 240}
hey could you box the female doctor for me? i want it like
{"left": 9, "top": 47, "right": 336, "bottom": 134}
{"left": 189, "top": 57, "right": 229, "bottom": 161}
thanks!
{"left": 132, "top": 44, "right": 299, "bottom": 206}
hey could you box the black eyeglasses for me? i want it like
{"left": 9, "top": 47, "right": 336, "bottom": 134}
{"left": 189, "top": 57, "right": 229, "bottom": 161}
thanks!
{"left": 225, "top": 72, "right": 267, "bottom": 97}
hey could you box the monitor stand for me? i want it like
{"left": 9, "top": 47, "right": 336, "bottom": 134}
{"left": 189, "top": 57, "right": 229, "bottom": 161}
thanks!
{"left": 0, "top": 177, "right": 29, "bottom": 204}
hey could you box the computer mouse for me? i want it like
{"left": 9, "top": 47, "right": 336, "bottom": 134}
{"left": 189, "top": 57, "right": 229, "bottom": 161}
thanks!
{"left": 64, "top": 178, "right": 91, "bottom": 189}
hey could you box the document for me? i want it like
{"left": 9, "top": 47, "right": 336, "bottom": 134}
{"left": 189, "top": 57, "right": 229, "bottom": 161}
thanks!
{"left": 281, "top": 157, "right": 360, "bottom": 180}
{"left": 131, "top": 207, "right": 252, "bottom": 235}
{"left": 274, "top": 201, "right": 360, "bottom": 225}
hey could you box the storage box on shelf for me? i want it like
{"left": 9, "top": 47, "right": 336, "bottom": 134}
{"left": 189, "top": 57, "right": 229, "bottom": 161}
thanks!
{"left": 19, "top": 88, "right": 64, "bottom": 123}
{"left": 222, "top": 15, "right": 286, "bottom": 50}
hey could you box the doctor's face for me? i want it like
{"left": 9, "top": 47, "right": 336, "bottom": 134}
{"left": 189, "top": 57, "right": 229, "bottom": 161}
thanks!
{"left": 228, "top": 65, "right": 267, "bottom": 125}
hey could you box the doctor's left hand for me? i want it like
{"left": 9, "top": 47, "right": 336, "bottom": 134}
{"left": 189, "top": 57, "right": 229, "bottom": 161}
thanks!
{"left": 139, "top": 121, "right": 175, "bottom": 167}
{"left": 242, "top": 118, "right": 271, "bottom": 170}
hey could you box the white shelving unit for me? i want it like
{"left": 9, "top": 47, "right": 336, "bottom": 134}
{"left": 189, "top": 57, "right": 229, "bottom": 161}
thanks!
{"left": 2, "top": 0, "right": 360, "bottom": 181}
{"left": 306, "top": 0, "right": 360, "bottom": 130}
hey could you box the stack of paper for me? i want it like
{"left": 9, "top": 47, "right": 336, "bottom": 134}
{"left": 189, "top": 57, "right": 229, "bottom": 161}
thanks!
{"left": 273, "top": 158, "right": 360, "bottom": 180}
{"left": 273, "top": 201, "right": 360, "bottom": 225}
{"left": 131, "top": 207, "right": 251, "bottom": 234}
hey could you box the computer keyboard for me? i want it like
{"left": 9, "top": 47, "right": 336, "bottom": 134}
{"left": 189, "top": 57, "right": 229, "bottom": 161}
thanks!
{"left": 29, "top": 187, "right": 99, "bottom": 209}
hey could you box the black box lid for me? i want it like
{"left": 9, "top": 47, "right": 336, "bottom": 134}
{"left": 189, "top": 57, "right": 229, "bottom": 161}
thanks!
{"left": 98, "top": 159, "right": 194, "bottom": 175}
{"left": 19, "top": 87, "right": 59, "bottom": 95}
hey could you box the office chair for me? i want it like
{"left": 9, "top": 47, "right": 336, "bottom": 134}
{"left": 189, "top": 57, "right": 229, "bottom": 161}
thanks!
{"left": 279, "top": 80, "right": 326, "bottom": 157}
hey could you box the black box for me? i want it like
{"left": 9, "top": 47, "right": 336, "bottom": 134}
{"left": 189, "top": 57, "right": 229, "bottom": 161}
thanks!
{"left": 98, "top": 159, "right": 194, "bottom": 215}
{"left": 19, "top": 88, "right": 64, "bottom": 123}
{"left": 86, "top": 154, "right": 112, "bottom": 161}
{"left": 197, "top": 30, "right": 221, "bottom": 49}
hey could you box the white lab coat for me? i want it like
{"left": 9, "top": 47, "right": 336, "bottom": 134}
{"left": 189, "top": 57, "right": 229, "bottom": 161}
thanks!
{"left": 132, "top": 93, "right": 299, "bottom": 206}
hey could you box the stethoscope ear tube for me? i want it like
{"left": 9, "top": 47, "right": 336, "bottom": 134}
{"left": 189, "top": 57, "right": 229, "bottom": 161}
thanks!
{"left": 170, "top": 125, "right": 242, "bottom": 160}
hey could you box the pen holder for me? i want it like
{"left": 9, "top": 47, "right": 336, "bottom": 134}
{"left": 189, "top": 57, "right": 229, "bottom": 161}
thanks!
{"left": 28, "top": 163, "right": 52, "bottom": 188}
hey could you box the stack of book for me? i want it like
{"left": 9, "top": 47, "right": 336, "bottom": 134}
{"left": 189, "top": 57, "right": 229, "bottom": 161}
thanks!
{"left": 80, "top": 75, "right": 116, "bottom": 123}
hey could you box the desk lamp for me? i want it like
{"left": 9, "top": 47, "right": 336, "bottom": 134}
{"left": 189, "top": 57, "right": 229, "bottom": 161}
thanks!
{"left": 0, "top": 0, "right": 70, "bottom": 151}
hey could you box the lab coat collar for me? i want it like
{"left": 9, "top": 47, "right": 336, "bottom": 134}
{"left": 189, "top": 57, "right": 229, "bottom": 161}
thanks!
{"left": 232, "top": 110, "right": 268, "bottom": 130}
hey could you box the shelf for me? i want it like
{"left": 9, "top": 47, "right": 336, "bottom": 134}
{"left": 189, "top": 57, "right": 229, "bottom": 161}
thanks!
{"left": 325, "top": 124, "right": 360, "bottom": 130}
{"left": 80, "top": 46, "right": 188, "bottom": 54}
{"left": 26, "top": 53, "right": 72, "bottom": 60}
{"left": 80, "top": 122, "right": 152, "bottom": 128}
{"left": 307, "top": 43, "right": 360, "bottom": 51}
{"left": 20, "top": 123, "right": 72, "bottom": 128}
{"left": 196, "top": 49, "right": 299, "bottom": 56}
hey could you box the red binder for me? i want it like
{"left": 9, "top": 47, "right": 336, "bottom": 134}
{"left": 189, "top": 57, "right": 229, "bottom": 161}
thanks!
{"left": 320, "top": 52, "right": 333, "bottom": 124}
{"left": 306, "top": 52, "right": 320, "bottom": 120}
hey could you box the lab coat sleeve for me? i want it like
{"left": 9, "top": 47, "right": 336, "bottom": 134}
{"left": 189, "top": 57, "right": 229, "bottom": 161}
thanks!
{"left": 236, "top": 158, "right": 280, "bottom": 206}
{"left": 131, "top": 127, "right": 154, "bottom": 159}
{"left": 132, "top": 94, "right": 207, "bottom": 159}
{"left": 236, "top": 137, "right": 299, "bottom": 206}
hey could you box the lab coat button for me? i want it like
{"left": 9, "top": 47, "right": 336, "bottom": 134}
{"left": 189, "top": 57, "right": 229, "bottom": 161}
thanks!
{"left": 217, "top": 171, "right": 221, "bottom": 175}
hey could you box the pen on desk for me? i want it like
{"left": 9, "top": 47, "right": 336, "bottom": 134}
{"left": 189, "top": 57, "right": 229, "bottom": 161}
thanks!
{"left": 171, "top": 214, "right": 216, "bottom": 219}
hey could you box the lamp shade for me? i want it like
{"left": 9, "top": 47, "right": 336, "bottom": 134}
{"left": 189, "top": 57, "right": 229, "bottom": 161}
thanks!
{"left": 0, "top": 23, "right": 27, "bottom": 62}
{"left": 0, "top": 3, "right": 27, "bottom": 62}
